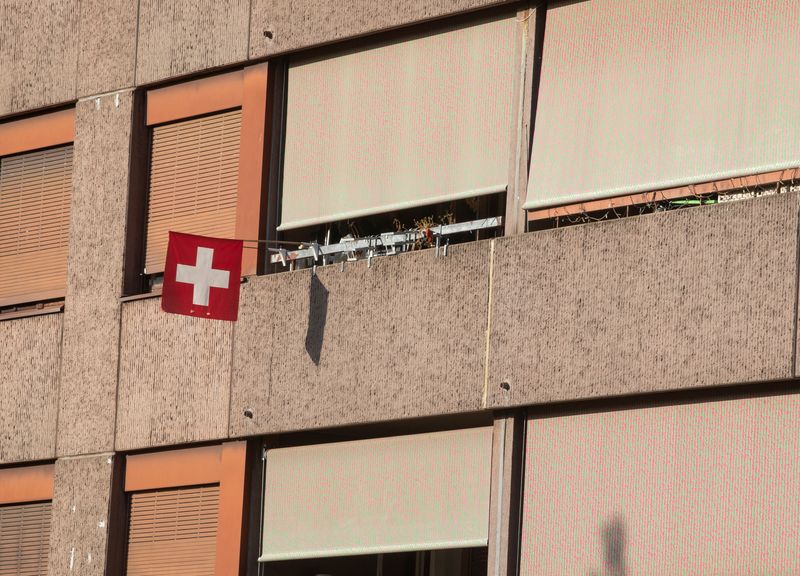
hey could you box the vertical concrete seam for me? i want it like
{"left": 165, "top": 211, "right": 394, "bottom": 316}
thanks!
{"left": 791, "top": 199, "right": 800, "bottom": 377}
{"left": 73, "top": 0, "right": 83, "bottom": 101}
{"left": 483, "top": 239, "right": 496, "bottom": 408}
{"left": 226, "top": 313, "right": 238, "bottom": 438}
{"left": 245, "top": 0, "right": 253, "bottom": 60}
{"left": 510, "top": 10, "right": 529, "bottom": 236}
{"left": 112, "top": 301, "right": 125, "bottom": 451}
{"left": 492, "top": 418, "right": 507, "bottom": 576}
{"left": 53, "top": 308, "right": 66, "bottom": 458}
{"left": 133, "top": 0, "right": 142, "bottom": 85}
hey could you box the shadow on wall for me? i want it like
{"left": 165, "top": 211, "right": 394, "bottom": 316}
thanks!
{"left": 589, "top": 516, "right": 626, "bottom": 576}
{"left": 305, "top": 274, "right": 329, "bottom": 365}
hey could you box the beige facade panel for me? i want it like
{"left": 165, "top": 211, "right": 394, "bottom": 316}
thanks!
{"left": 75, "top": 0, "right": 137, "bottom": 97}
{"left": 116, "top": 298, "right": 233, "bottom": 451}
{"left": 279, "top": 14, "right": 516, "bottom": 230}
{"left": 260, "top": 427, "right": 492, "bottom": 561}
{"left": 58, "top": 92, "right": 134, "bottom": 457}
{"left": 0, "top": 0, "right": 79, "bottom": 117}
{"left": 0, "top": 314, "right": 61, "bottom": 465}
{"left": 230, "top": 241, "right": 490, "bottom": 436}
{"left": 488, "top": 193, "right": 799, "bottom": 408}
{"left": 249, "top": 0, "right": 514, "bottom": 58}
{"left": 521, "top": 393, "right": 800, "bottom": 575}
{"left": 526, "top": 0, "right": 800, "bottom": 209}
{"left": 136, "top": 0, "right": 249, "bottom": 86}
{"left": 48, "top": 454, "right": 114, "bottom": 576}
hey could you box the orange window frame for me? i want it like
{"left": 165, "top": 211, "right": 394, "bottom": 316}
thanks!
{"left": 0, "top": 109, "right": 75, "bottom": 308}
{"left": 145, "top": 66, "right": 269, "bottom": 276}
{"left": 0, "top": 463, "right": 55, "bottom": 505}
{"left": 123, "top": 442, "right": 248, "bottom": 576}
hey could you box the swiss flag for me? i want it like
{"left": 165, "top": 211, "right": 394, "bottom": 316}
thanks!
{"left": 161, "top": 231, "right": 243, "bottom": 321}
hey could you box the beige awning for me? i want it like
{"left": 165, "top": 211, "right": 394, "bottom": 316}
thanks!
{"left": 279, "top": 14, "right": 517, "bottom": 230}
{"left": 525, "top": 0, "right": 800, "bottom": 209}
{"left": 259, "top": 427, "right": 493, "bottom": 561}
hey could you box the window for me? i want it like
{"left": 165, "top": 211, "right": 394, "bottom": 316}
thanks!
{"left": 121, "top": 443, "right": 247, "bottom": 576}
{"left": 132, "top": 65, "right": 268, "bottom": 293}
{"left": 0, "top": 464, "right": 55, "bottom": 576}
{"left": 272, "top": 13, "right": 516, "bottom": 267}
{"left": 258, "top": 428, "right": 493, "bottom": 575}
{"left": 526, "top": 0, "right": 800, "bottom": 210}
{"left": 0, "top": 110, "right": 74, "bottom": 309}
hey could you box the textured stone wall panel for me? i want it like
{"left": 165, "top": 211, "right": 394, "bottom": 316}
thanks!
{"left": 136, "top": 0, "right": 250, "bottom": 86}
{"left": 57, "top": 92, "right": 134, "bottom": 456}
{"left": 116, "top": 298, "right": 233, "bottom": 450}
{"left": 0, "top": 0, "right": 79, "bottom": 116}
{"left": 76, "top": 0, "right": 138, "bottom": 97}
{"left": 249, "top": 0, "right": 515, "bottom": 58}
{"left": 488, "top": 193, "right": 799, "bottom": 408}
{"left": 0, "top": 314, "right": 62, "bottom": 464}
{"left": 230, "top": 242, "right": 490, "bottom": 436}
{"left": 48, "top": 454, "right": 114, "bottom": 576}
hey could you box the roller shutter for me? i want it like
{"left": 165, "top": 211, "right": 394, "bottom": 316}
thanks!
{"left": 526, "top": 0, "right": 800, "bottom": 209}
{"left": 145, "top": 110, "right": 241, "bottom": 274}
{"left": 0, "top": 146, "right": 72, "bottom": 306}
{"left": 259, "top": 427, "right": 493, "bottom": 562}
{"left": 279, "top": 14, "right": 517, "bottom": 230}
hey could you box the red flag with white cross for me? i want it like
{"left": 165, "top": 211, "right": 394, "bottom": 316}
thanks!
{"left": 161, "top": 231, "right": 243, "bottom": 321}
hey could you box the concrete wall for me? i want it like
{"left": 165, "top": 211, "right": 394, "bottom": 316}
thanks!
{"left": 3, "top": 193, "right": 800, "bottom": 457}
{"left": 57, "top": 91, "right": 134, "bottom": 457}
{"left": 248, "top": 0, "right": 515, "bottom": 58}
{"left": 229, "top": 241, "right": 491, "bottom": 436}
{"left": 0, "top": 313, "right": 62, "bottom": 464}
{"left": 115, "top": 298, "right": 233, "bottom": 451}
{"left": 0, "top": 0, "right": 515, "bottom": 116}
{"left": 48, "top": 454, "right": 115, "bottom": 576}
{"left": 488, "top": 192, "right": 800, "bottom": 409}
{"left": 520, "top": 393, "right": 800, "bottom": 575}
{"left": 135, "top": 0, "right": 250, "bottom": 85}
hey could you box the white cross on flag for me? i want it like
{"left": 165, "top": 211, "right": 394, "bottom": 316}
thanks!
{"left": 161, "top": 231, "right": 243, "bottom": 321}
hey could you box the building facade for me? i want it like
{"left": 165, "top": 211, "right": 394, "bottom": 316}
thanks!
{"left": 1, "top": 1, "right": 799, "bottom": 575}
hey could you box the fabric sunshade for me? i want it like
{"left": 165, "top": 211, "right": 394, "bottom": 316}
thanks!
{"left": 145, "top": 109, "right": 241, "bottom": 274}
{"left": 526, "top": 0, "right": 800, "bottom": 209}
{"left": 0, "top": 146, "right": 72, "bottom": 306}
{"left": 125, "top": 485, "right": 219, "bottom": 576}
{"left": 0, "top": 501, "right": 52, "bottom": 576}
{"left": 259, "top": 427, "right": 493, "bottom": 562}
{"left": 279, "top": 14, "right": 517, "bottom": 230}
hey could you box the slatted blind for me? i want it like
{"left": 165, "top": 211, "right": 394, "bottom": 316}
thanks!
{"left": 145, "top": 110, "right": 241, "bottom": 274}
{"left": 0, "top": 502, "right": 52, "bottom": 576}
{"left": 126, "top": 485, "right": 219, "bottom": 576}
{"left": 0, "top": 146, "right": 72, "bottom": 306}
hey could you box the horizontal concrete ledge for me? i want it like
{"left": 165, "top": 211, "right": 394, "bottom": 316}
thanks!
{"left": 487, "top": 192, "right": 800, "bottom": 408}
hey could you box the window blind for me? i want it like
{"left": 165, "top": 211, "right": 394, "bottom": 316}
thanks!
{"left": 526, "top": 0, "right": 800, "bottom": 209}
{"left": 259, "top": 427, "right": 493, "bottom": 562}
{"left": 0, "top": 146, "right": 72, "bottom": 306}
{"left": 125, "top": 485, "right": 219, "bottom": 576}
{"left": 145, "top": 110, "right": 241, "bottom": 274}
{"left": 279, "top": 14, "right": 517, "bottom": 230}
{"left": 0, "top": 502, "right": 52, "bottom": 576}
